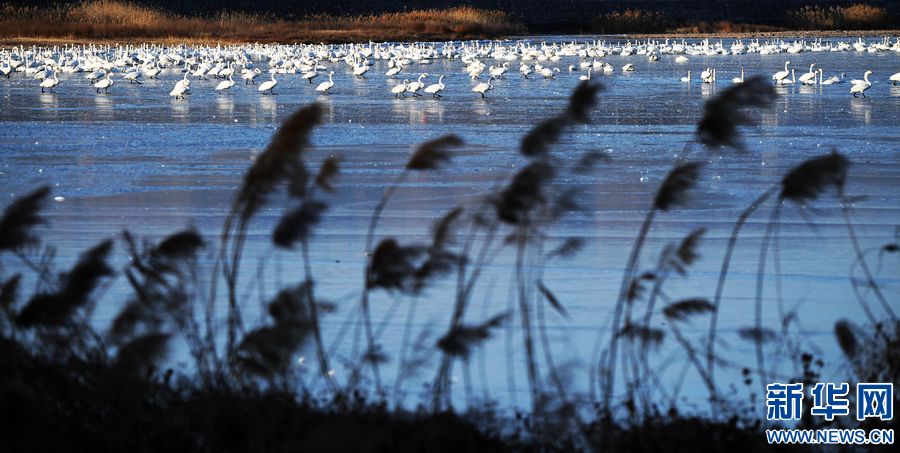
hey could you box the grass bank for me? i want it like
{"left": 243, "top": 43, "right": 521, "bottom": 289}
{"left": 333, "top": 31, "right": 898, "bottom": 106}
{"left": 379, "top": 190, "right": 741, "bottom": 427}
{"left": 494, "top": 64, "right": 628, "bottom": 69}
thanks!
{"left": 590, "top": 4, "right": 896, "bottom": 35}
{"left": 1, "top": 1, "right": 897, "bottom": 45}
{"left": 0, "top": 1, "right": 523, "bottom": 44}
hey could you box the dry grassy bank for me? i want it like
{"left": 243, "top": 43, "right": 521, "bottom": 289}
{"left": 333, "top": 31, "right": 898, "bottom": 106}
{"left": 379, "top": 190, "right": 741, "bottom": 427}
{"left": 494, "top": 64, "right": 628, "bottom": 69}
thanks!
{"left": 0, "top": 1, "right": 895, "bottom": 45}
{"left": 0, "top": 1, "right": 523, "bottom": 44}
{"left": 590, "top": 3, "right": 895, "bottom": 35}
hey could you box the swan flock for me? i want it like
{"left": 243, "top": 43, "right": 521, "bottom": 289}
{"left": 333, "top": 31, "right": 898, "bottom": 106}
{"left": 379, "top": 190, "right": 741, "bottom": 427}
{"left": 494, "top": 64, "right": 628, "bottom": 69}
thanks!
{"left": 2, "top": 36, "right": 898, "bottom": 101}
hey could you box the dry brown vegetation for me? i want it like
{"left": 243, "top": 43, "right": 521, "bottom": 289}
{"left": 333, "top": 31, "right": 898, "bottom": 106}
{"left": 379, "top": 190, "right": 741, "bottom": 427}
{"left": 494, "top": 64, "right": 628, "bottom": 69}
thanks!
{"left": 1, "top": 1, "right": 895, "bottom": 44}
{"left": 0, "top": 1, "right": 523, "bottom": 43}
{"left": 590, "top": 4, "right": 894, "bottom": 36}
{"left": 590, "top": 9, "right": 783, "bottom": 35}
{"left": 787, "top": 3, "right": 894, "bottom": 30}
{"left": 592, "top": 9, "right": 668, "bottom": 34}
{"left": 671, "top": 21, "right": 783, "bottom": 35}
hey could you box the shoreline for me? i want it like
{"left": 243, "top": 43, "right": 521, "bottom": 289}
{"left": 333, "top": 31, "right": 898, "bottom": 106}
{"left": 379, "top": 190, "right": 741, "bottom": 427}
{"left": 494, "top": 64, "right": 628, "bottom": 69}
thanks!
{"left": 2, "top": 29, "right": 898, "bottom": 47}
{"left": 611, "top": 29, "right": 900, "bottom": 39}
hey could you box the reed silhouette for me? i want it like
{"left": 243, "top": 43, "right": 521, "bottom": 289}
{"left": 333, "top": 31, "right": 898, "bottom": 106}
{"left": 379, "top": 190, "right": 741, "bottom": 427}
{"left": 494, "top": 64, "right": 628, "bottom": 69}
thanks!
{"left": 0, "top": 80, "right": 896, "bottom": 451}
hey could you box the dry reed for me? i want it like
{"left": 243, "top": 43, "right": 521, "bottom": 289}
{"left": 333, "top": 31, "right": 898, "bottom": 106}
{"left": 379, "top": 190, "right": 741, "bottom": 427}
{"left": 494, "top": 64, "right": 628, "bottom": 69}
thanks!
{"left": 788, "top": 4, "right": 894, "bottom": 30}
{"left": 0, "top": 2, "right": 523, "bottom": 43}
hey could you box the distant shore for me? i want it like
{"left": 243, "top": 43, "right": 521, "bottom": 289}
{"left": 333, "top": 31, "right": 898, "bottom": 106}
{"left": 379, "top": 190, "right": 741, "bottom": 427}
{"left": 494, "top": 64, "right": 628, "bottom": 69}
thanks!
{"left": 2, "top": 29, "right": 899, "bottom": 48}
{"left": 0, "top": 3, "right": 523, "bottom": 46}
{"left": 617, "top": 29, "right": 899, "bottom": 39}
{"left": 0, "top": 1, "right": 897, "bottom": 47}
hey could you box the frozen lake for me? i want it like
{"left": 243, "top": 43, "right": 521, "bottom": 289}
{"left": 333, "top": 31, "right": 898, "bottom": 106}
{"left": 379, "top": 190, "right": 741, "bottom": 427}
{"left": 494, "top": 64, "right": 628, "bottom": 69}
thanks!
{"left": 1, "top": 37, "right": 898, "bottom": 413}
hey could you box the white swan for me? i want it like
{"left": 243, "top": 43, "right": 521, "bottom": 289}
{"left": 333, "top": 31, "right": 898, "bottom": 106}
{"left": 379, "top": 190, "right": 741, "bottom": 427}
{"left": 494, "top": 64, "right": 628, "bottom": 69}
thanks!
{"left": 192, "top": 63, "right": 209, "bottom": 80}
{"left": 579, "top": 67, "right": 592, "bottom": 81}
{"left": 472, "top": 76, "right": 494, "bottom": 98}
{"left": 215, "top": 73, "right": 235, "bottom": 94}
{"left": 220, "top": 63, "right": 236, "bottom": 79}
{"left": 316, "top": 71, "right": 335, "bottom": 94}
{"left": 169, "top": 72, "right": 191, "bottom": 99}
{"left": 123, "top": 69, "right": 142, "bottom": 84}
{"left": 821, "top": 72, "right": 846, "bottom": 85}
{"left": 850, "top": 71, "right": 872, "bottom": 97}
{"left": 301, "top": 69, "right": 319, "bottom": 84}
{"left": 798, "top": 63, "right": 817, "bottom": 84}
{"left": 407, "top": 74, "right": 427, "bottom": 96}
{"left": 489, "top": 62, "right": 509, "bottom": 78}
{"left": 258, "top": 73, "right": 278, "bottom": 94}
{"left": 94, "top": 71, "right": 114, "bottom": 94}
{"left": 385, "top": 61, "right": 402, "bottom": 78}
{"left": 352, "top": 64, "right": 369, "bottom": 78}
{"left": 144, "top": 61, "right": 162, "bottom": 79}
{"left": 780, "top": 68, "right": 796, "bottom": 85}
{"left": 33, "top": 67, "right": 50, "bottom": 80}
{"left": 86, "top": 68, "right": 105, "bottom": 83}
{"left": 680, "top": 70, "right": 691, "bottom": 83}
{"left": 622, "top": 63, "right": 635, "bottom": 72}
{"left": 519, "top": 63, "right": 533, "bottom": 79}
{"left": 207, "top": 64, "right": 223, "bottom": 79}
{"left": 391, "top": 79, "right": 409, "bottom": 97}
{"left": 243, "top": 68, "right": 261, "bottom": 84}
{"left": 539, "top": 67, "right": 560, "bottom": 78}
{"left": 773, "top": 61, "right": 791, "bottom": 85}
{"left": 39, "top": 69, "right": 59, "bottom": 93}
{"left": 889, "top": 72, "right": 900, "bottom": 85}
{"left": 423, "top": 75, "right": 445, "bottom": 97}
{"left": 731, "top": 67, "right": 744, "bottom": 84}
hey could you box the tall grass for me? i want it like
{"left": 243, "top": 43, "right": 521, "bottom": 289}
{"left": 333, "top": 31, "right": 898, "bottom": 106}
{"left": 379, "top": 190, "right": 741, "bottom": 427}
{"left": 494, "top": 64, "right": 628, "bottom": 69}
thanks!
{"left": 69, "top": 0, "right": 167, "bottom": 27}
{"left": 0, "top": 79, "right": 897, "bottom": 449}
{"left": 0, "top": 2, "right": 523, "bottom": 43}
{"left": 589, "top": 3, "right": 896, "bottom": 35}
{"left": 592, "top": 9, "right": 668, "bottom": 34}
{"left": 788, "top": 4, "right": 895, "bottom": 30}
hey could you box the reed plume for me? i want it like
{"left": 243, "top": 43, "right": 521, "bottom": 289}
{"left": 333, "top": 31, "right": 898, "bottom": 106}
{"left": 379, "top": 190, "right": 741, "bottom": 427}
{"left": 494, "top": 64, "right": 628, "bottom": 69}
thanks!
{"left": 114, "top": 332, "right": 171, "bottom": 374}
{"left": 699, "top": 80, "right": 778, "bottom": 392}
{"left": 272, "top": 200, "right": 327, "bottom": 249}
{"left": 834, "top": 319, "right": 858, "bottom": 360}
{"left": 357, "top": 134, "right": 464, "bottom": 390}
{"left": 617, "top": 323, "right": 665, "bottom": 351}
{"left": 314, "top": 156, "right": 340, "bottom": 193}
{"left": 663, "top": 299, "right": 715, "bottom": 322}
{"left": 0, "top": 275, "right": 21, "bottom": 310}
{"left": 220, "top": 104, "right": 322, "bottom": 357}
{"left": 152, "top": 229, "right": 204, "bottom": 261}
{"left": 407, "top": 135, "right": 463, "bottom": 170}
{"left": 0, "top": 186, "right": 49, "bottom": 253}
{"left": 521, "top": 81, "right": 602, "bottom": 157}
{"left": 17, "top": 239, "right": 114, "bottom": 328}
{"left": 546, "top": 237, "right": 585, "bottom": 260}
{"left": 780, "top": 150, "right": 848, "bottom": 202}
{"left": 697, "top": 76, "right": 776, "bottom": 150}
{"left": 0, "top": 274, "right": 22, "bottom": 333}
{"left": 494, "top": 161, "right": 555, "bottom": 225}
{"left": 233, "top": 283, "right": 315, "bottom": 379}
{"left": 601, "top": 161, "right": 703, "bottom": 409}
{"left": 437, "top": 312, "right": 509, "bottom": 359}
{"left": 237, "top": 104, "right": 321, "bottom": 216}
{"left": 654, "top": 162, "right": 703, "bottom": 211}
{"left": 737, "top": 327, "right": 777, "bottom": 343}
